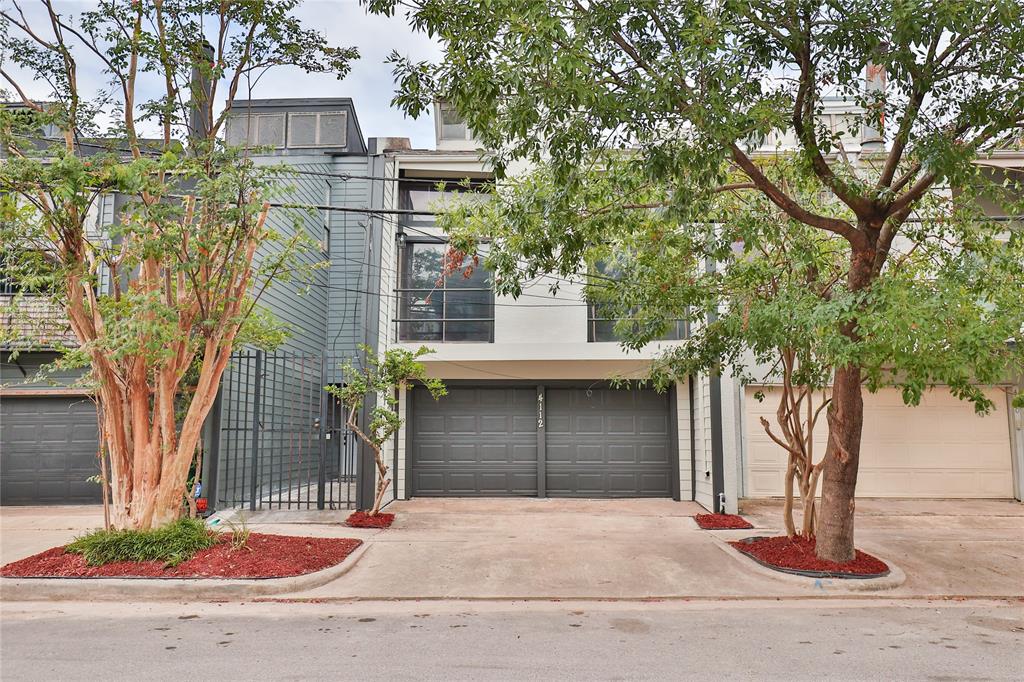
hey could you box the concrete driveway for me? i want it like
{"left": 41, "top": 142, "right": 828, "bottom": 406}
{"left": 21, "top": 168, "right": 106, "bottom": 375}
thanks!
{"left": 3, "top": 498, "right": 1021, "bottom": 600}
{"left": 282, "top": 497, "right": 1024, "bottom": 600}
{"left": 0, "top": 505, "right": 104, "bottom": 565}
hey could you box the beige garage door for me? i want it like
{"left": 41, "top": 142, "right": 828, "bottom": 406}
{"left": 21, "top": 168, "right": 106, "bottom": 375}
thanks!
{"left": 745, "top": 386, "right": 1014, "bottom": 498}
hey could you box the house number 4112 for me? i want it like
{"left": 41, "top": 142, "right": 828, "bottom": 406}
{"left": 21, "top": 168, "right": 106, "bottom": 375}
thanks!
{"left": 537, "top": 393, "right": 544, "bottom": 429}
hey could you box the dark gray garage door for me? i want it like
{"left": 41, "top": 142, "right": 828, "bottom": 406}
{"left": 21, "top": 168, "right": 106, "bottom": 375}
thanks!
{"left": 410, "top": 385, "right": 673, "bottom": 498}
{"left": 410, "top": 386, "right": 538, "bottom": 495}
{"left": 545, "top": 388, "right": 672, "bottom": 497}
{"left": 1, "top": 396, "right": 102, "bottom": 505}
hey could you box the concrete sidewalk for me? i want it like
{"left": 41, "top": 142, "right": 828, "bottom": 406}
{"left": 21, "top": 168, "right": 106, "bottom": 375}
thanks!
{"left": 741, "top": 498, "right": 1024, "bottom": 598}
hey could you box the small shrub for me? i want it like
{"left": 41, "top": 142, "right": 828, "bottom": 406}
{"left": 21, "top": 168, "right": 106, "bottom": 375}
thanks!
{"left": 65, "top": 518, "right": 217, "bottom": 567}
{"left": 224, "top": 519, "right": 252, "bottom": 551}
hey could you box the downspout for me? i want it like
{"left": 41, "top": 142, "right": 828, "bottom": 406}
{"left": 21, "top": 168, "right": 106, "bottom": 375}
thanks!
{"left": 705, "top": 259, "right": 726, "bottom": 513}
{"left": 688, "top": 375, "right": 696, "bottom": 501}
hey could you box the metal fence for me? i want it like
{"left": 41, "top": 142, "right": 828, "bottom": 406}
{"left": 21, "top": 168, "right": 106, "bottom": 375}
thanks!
{"left": 212, "top": 350, "right": 358, "bottom": 511}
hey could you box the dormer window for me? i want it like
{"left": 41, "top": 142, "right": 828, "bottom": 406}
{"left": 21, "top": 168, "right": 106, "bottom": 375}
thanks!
{"left": 225, "top": 110, "right": 348, "bottom": 150}
{"left": 438, "top": 103, "right": 469, "bottom": 141}
{"left": 287, "top": 111, "right": 348, "bottom": 148}
{"left": 225, "top": 113, "right": 285, "bottom": 148}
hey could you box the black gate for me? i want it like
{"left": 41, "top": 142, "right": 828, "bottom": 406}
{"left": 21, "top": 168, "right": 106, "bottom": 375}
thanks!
{"left": 211, "top": 350, "right": 357, "bottom": 511}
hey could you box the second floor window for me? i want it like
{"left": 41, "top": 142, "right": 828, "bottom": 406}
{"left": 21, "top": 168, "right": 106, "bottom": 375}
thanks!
{"left": 587, "top": 302, "right": 687, "bottom": 343}
{"left": 587, "top": 259, "right": 687, "bottom": 343}
{"left": 397, "top": 240, "right": 494, "bottom": 343}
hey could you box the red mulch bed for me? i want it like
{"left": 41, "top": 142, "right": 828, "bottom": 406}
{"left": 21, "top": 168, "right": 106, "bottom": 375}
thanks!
{"left": 694, "top": 513, "right": 754, "bottom": 530}
{"left": 345, "top": 511, "right": 395, "bottom": 529}
{"left": 0, "top": 533, "right": 362, "bottom": 580}
{"left": 730, "top": 535, "right": 889, "bottom": 578}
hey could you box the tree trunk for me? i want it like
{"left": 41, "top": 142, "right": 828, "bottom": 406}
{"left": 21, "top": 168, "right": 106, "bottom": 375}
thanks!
{"left": 816, "top": 365, "right": 864, "bottom": 561}
{"left": 815, "top": 243, "right": 875, "bottom": 563}
{"left": 782, "top": 457, "right": 797, "bottom": 537}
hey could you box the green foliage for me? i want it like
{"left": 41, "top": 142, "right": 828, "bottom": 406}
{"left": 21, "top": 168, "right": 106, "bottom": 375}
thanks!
{"left": 326, "top": 345, "right": 447, "bottom": 449}
{"left": 65, "top": 518, "right": 216, "bottom": 567}
{"left": 379, "top": 1, "right": 1024, "bottom": 413}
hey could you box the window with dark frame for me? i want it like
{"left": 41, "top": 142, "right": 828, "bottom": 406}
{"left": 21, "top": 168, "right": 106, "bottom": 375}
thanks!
{"left": 396, "top": 240, "right": 494, "bottom": 343}
{"left": 587, "top": 302, "right": 687, "bottom": 343}
{"left": 586, "top": 259, "right": 687, "bottom": 343}
{"left": 395, "top": 177, "right": 495, "bottom": 343}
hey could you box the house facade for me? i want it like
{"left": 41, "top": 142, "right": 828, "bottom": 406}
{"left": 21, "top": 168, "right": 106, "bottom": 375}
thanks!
{"left": 375, "top": 103, "right": 1024, "bottom": 511}
{"left": 3, "top": 97, "right": 1022, "bottom": 511}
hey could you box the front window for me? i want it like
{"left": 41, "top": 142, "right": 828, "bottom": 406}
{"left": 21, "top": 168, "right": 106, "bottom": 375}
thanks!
{"left": 587, "top": 302, "right": 687, "bottom": 343}
{"left": 397, "top": 241, "right": 494, "bottom": 342}
{"left": 587, "top": 259, "right": 687, "bottom": 343}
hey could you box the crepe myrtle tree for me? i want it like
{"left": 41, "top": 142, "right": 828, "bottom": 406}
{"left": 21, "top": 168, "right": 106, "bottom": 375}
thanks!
{"left": 327, "top": 346, "right": 446, "bottom": 516}
{"left": 0, "top": 0, "right": 355, "bottom": 530}
{"left": 370, "top": 0, "right": 1024, "bottom": 561}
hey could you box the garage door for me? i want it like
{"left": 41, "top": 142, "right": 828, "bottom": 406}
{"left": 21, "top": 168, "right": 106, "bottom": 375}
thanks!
{"left": 745, "top": 386, "right": 1014, "bottom": 498}
{"left": 410, "top": 387, "right": 538, "bottom": 496}
{"left": 1, "top": 396, "right": 103, "bottom": 505}
{"left": 410, "top": 385, "right": 673, "bottom": 497}
{"left": 546, "top": 388, "right": 672, "bottom": 497}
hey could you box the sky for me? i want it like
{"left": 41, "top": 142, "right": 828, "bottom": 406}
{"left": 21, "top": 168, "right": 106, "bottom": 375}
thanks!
{"left": 3, "top": 0, "right": 443, "bottom": 148}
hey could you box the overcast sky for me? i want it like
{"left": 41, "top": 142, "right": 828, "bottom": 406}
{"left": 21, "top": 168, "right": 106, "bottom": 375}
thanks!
{"left": 4, "top": 0, "right": 443, "bottom": 148}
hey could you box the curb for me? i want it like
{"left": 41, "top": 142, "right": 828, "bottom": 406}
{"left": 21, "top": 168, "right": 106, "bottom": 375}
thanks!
{"left": 708, "top": 532, "right": 907, "bottom": 592}
{"left": 0, "top": 542, "right": 369, "bottom": 602}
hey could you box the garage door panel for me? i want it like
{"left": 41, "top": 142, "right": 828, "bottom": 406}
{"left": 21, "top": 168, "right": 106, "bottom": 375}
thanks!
{"left": 546, "top": 387, "right": 672, "bottom": 498}
{"left": 411, "top": 386, "right": 538, "bottom": 496}
{"left": 415, "top": 415, "right": 445, "bottom": 434}
{"left": 607, "top": 444, "right": 637, "bottom": 463}
{"left": 639, "top": 444, "right": 670, "bottom": 464}
{"left": 447, "top": 415, "right": 479, "bottom": 434}
{"left": 546, "top": 415, "right": 570, "bottom": 432}
{"left": 479, "top": 415, "right": 509, "bottom": 433}
{"left": 574, "top": 415, "right": 604, "bottom": 434}
{"left": 607, "top": 415, "right": 635, "bottom": 434}
{"left": 2, "top": 396, "right": 102, "bottom": 505}
{"left": 745, "top": 386, "right": 1013, "bottom": 498}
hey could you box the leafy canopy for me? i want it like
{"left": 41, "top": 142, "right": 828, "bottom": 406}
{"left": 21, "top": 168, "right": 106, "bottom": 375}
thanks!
{"left": 370, "top": 0, "right": 1024, "bottom": 410}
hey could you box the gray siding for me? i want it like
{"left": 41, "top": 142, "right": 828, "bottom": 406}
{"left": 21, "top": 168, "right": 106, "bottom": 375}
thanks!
{"left": 325, "top": 156, "right": 373, "bottom": 382}
{"left": 253, "top": 160, "right": 331, "bottom": 356}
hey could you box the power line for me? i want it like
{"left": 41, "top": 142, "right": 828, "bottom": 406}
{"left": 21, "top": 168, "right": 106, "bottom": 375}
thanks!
{"left": 269, "top": 168, "right": 493, "bottom": 187}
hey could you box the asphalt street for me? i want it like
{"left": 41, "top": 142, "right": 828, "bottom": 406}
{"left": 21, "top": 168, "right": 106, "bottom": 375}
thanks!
{"left": 2, "top": 599, "right": 1022, "bottom": 681}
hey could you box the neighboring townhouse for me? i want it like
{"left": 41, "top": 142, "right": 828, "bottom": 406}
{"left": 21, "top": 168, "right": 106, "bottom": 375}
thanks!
{"left": 1, "top": 98, "right": 388, "bottom": 511}
{"left": 204, "top": 98, "right": 379, "bottom": 512}
{"left": 1, "top": 115, "right": 161, "bottom": 505}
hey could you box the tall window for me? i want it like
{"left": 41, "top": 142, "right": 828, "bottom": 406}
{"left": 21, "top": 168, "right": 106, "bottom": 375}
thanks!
{"left": 397, "top": 241, "right": 494, "bottom": 342}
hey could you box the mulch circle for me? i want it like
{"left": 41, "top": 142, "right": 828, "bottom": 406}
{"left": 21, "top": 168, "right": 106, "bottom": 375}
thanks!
{"left": 694, "top": 513, "right": 754, "bottom": 530}
{"left": 730, "top": 535, "right": 889, "bottom": 579}
{"left": 0, "top": 533, "right": 362, "bottom": 580}
{"left": 345, "top": 511, "right": 395, "bottom": 529}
